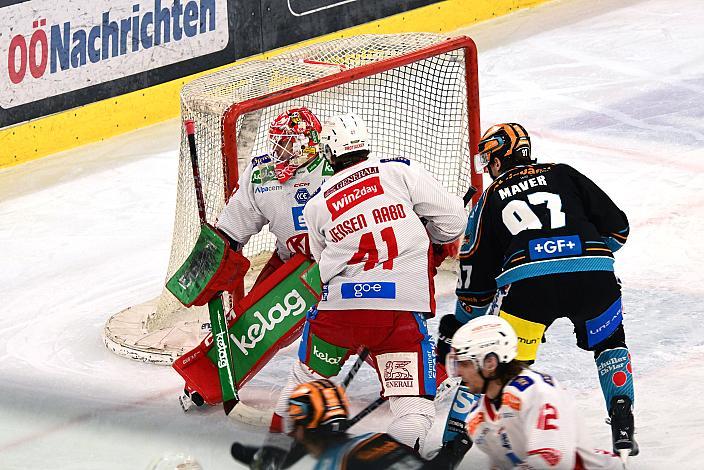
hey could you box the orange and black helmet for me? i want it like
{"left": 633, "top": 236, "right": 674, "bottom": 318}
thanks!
{"left": 475, "top": 123, "right": 532, "bottom": 173}
{"left": 288, "top": 379, "right": 349, "bottom": 433}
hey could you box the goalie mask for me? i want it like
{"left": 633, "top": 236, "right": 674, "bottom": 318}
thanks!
{"left": 288, "top": 379, "right": 349, "bottom": 433}
{"left": 269, "top": 107, "right": 322, "bottom": 179}
{"left": 319, "top": 113, "right": 370, "bottom": 169}
{"left": 474, "top": 123, "right": 532, "bottom": 176}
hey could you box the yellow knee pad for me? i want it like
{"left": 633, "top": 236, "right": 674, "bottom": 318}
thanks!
{"left": 499, "top": 311, "right": 545, "bottom": 362}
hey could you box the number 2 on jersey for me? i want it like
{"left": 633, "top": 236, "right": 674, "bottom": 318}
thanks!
{"left": 348, "top": 227, "right": 398, "bottom": 271}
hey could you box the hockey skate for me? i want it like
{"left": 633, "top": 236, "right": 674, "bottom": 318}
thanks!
{"left": 608, "top": 396, "right": 638, "bottom": 460}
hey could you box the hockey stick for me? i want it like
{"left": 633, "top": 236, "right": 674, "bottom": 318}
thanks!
{"left": 184, "top": 120, "right": 241, "bottom": 416}
{"left": 342, "top": 347, "right": 370, "bottom": 389}
{"left": 343, "top": 396, "right": 387, "bottom": 431}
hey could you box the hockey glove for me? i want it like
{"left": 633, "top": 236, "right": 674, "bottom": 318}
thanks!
{"left": 437, "top": 314, "right": 463, "bottom": 366}
{"left": 166, "top": 223, "right": 250, "bottom": 307}
{"left": 430, "top": 433, "right": 473, "bottom": 469}
{"left": 431, "top": 238, "right": 462, "bottom": 269}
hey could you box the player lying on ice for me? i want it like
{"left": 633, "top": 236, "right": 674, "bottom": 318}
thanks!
{"left": 231, "top": 378, "right": 472, "bottom": 469}
{"left": 436, "top": 123, "right": 637, "bottom": 460}
{"left": 267, "top": 112, "right": 467, "bottom": 453}
{"left": 448, "top": 315, "right": 626, "bottom": 469}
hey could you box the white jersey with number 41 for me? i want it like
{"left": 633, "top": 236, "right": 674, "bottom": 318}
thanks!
{"left": 303, "top": 155, "right": 466, "bottom": 314}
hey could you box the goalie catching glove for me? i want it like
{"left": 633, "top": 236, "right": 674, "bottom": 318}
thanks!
{"left": 166, "top": 223, "right": 250, "bottom": 307}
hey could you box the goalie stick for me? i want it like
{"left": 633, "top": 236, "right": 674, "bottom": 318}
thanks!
{"left": 183, "top": 120, "right": 261, "bottom": 421}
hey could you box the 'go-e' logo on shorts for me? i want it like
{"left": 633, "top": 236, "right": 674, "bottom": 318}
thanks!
{"left": 340, "top": 282, "right": 396, "bottom": 299}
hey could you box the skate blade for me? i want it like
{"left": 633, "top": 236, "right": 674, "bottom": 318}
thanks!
{"left": 618, "top": 449, "right": 630, "bottom": 467}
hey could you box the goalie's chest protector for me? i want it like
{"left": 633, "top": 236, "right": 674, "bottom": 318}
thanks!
{"left": 233, "top": 155, "right": 334, "bottom": 260}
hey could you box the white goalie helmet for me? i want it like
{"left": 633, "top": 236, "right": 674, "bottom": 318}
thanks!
{"left": 319, "top": 113, "right": 370, "bottom": 164}
{"left": 451, "top": 315, "right": 518, "bottom": 369}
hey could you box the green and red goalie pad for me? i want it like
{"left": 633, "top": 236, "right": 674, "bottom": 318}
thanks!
{"left": 172, "top": 253, "right": 322, "bottom": 405}
{"left": 165, "top": 224, "right": 249, "bottom": 306}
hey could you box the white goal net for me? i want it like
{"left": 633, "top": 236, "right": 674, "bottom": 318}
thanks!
{"left": 103, "top": 32, "right": 482, "bottom": 365}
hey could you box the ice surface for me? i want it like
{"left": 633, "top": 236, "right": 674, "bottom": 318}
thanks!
{"left": 1, "top": 0, "right": 703, "bottom": 468}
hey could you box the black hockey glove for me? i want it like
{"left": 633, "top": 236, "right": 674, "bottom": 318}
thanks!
{"left": 430, "top": 433, "right": 473, "bottom": 469}
{"left": 437, "top": 314, "right": 463, "bottom": 365}
{"left": 249, "top": 445, "right": 289, "bottom": 470}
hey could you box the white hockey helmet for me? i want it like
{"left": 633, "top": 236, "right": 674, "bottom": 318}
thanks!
{"left": 319, "top": 113, "right": 370, "bottom": 164}
{"left": 452, "top": 315, "right": 518, "bottom": 368}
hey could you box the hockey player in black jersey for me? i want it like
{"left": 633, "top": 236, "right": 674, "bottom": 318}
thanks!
{"left": 231, "top": 379, "right": 471, "bottom": 469}
{"left": 437, "top": 123, "right": 637, "bottom": 460}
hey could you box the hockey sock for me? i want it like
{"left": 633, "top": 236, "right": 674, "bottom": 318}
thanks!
{"left": 442, "top": 385, "right": 480, "bottom": 444}
{"left": 595, "top": 347, "right": 634, "bottom": 411}
{"left": 387, "top": 396, "right": 435, "bottom": 452}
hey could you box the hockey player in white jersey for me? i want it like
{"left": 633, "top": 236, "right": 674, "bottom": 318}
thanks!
{"left": 217, "top": 106, "right": 334, "bottom": 273}
{"left": 269, "top": 113, "right": 467, "bottom": 451}
{"left": 176, "top": 107, "right": 336, "bottom": 406}
{"left": 450, "top": 315, "right": 625, "bottom": 469}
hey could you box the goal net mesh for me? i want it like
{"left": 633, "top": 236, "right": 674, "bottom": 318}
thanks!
{"left": 103, "top": 32, "right": 479, "bottom": 364}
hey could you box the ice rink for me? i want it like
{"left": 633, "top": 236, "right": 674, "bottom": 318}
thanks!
{"left": 1, "top": 0, "right": 703, "bottom": 468}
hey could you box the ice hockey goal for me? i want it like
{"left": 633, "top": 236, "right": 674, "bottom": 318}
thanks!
{"left": 103, "top": 32, "right": 482, "bottom": 365}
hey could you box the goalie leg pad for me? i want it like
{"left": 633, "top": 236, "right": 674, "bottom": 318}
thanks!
{"left": 172, "top": 254, "right": 321, "bottom": 405}
{"left": 387, "top": 396, "right": 435, "bottom": 452}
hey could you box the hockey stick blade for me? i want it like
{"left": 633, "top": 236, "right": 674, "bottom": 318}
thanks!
{"left": 227, "top": 401, "right": 272, "bottom": 427}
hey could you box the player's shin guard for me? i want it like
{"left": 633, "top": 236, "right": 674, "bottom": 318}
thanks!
{"left": 595, "top": 347, "right": 634, "bottom": 410}
{"left": 387, "top": 396, "right": 435, "bottom": 453}
{"left": 596, "top": 347, "right": 638, "bottom": 456}
{"left": 271, "top": 360, "right": 323, "bottom": 433}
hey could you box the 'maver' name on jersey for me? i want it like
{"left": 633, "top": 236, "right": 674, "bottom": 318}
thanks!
{"left": 498, "top": 175, "right": 547, "bottom": 200}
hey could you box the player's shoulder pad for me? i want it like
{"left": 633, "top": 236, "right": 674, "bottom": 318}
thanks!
{"left": 380, "top": 156, "right": 411, "bottom": 165}
{"left": 507, "top": 374, "right": 535, "bottom": 392}
{"left": 251, "top": 154, "right": 272, "bottom": 167}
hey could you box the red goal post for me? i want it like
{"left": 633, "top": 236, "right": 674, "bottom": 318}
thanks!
{"left": 103, "top": 33, "right": 482, "bottom": 365}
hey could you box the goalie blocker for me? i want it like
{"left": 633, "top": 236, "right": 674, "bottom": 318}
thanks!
{"left": 167, "top": 225, "right": 322, "bottom": 405}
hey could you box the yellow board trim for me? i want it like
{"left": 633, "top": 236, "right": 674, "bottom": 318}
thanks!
{"left": 0, "top": 0, "right": 552, "bottom": 168}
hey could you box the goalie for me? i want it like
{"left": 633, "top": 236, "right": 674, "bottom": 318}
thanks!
{"left": 171, "top": 107, "right": 335, "bottom": 407}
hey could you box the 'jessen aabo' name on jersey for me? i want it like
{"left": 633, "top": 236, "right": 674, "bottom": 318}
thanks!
{"left": 303, "top": 155, "right": 466, "bottom": 313}
{"left": 458, "top": 163, "right": 629, "bottom": 297}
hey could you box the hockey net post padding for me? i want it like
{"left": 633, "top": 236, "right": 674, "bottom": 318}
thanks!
{"left": 103, "top": 33, "right": 482, "bottom": 365}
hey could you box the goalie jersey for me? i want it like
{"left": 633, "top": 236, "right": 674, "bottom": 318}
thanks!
{"left": 217, "top": 154, "right": 334, "bottom": 260}
{"left": 457, "top": 163, "right": 629, "bottom": 310}
{"left": 467, "top": 368, "right": 624, "bottom": 469}
{"left": 303, "top": 155, "right": 466, "bottom": 314}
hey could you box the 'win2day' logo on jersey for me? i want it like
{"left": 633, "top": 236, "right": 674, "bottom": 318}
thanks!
{"left": 326, "top": 176, "right": 383, "bottom": 220}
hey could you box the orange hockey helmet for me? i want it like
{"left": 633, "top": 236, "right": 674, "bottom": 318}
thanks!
{"left": 474, "top": 123, "right": 532, "bottom": 174}
{"left": 288, "top": 379, "right": 349, "bottom": 433}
